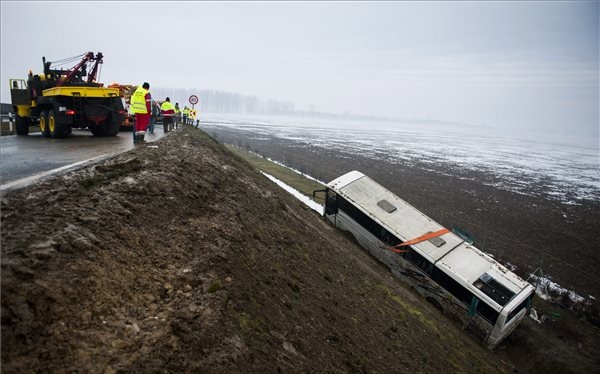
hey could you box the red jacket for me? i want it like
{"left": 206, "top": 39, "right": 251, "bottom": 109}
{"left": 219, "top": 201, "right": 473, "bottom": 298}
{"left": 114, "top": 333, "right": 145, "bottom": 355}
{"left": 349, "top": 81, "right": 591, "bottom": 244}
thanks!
{"left": 145, "top": 93, "right": 151, "bottom": 114}
{"left": 161, "top": 101, "right": 175, "bottom": 117}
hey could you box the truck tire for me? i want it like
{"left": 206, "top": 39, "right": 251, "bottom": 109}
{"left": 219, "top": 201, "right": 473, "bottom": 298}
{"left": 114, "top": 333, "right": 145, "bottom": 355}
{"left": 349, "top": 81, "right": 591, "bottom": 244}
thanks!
{"left": 89, "top": 123, "right": 107, "bottom": 136}
{"left": 39, "top": 111, "right": 50, "bottom": 137}
{"left": 106, "top": 113, "right": 121, "bottom": 136}
{"left": 90, "top": 116, "right": 120, "bottom": 137}
{"left": 48, "top": 110, "right": 69, "bottom": 138}
{"left": 15, "top": 115, "right": 30, "bottom": 135}
{"left": 89, "top": 125, "right": 102, "bottom": 136}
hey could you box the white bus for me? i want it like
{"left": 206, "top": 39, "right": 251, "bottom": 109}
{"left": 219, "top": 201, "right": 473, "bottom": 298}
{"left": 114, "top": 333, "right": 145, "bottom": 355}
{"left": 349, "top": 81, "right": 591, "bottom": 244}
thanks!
{"left": 317, "top": 171, "right": 534, "bottom": 348}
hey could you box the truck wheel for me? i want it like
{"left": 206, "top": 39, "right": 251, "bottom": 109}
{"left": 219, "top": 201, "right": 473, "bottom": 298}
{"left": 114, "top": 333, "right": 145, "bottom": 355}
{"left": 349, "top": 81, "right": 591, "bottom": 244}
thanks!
{"left": 48, "top": 110, "right": 69, "bottom": 138}
{"left": 15, "top": 115, "right": 30, "bottom": 135}
{"left": 39, "top": 111, "right": 50, "bottom": 137}
{"left": 89, "top": 124, "right": 106, "bottom": 136}
{"left": 106, "top": 113, "right": 121, "bottom": 136}
{"left": 90, "top": 117, "right": 119, "bottom": 137}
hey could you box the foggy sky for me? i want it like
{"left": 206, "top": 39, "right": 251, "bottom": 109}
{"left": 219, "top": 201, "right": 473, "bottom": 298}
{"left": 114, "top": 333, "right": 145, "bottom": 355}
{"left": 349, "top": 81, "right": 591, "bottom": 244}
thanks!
{"left": 1, "top": 1, "right": 598, "bottom": 142}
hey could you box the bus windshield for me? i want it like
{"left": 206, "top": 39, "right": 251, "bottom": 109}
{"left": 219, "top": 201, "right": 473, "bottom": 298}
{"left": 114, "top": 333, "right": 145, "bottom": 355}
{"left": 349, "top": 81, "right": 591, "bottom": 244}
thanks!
{"left": 506, "top": 295, "right": 532, "bottom": 324}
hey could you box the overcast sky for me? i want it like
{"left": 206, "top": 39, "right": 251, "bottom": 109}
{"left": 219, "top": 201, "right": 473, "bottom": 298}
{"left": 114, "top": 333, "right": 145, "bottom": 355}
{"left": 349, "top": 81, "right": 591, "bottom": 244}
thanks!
{"left": 1, "top": 1, "right": 598, "bottom": 141}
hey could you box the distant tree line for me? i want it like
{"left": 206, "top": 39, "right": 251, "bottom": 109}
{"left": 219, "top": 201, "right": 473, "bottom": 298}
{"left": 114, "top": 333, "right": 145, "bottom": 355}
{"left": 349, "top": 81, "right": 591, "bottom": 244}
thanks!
{"left": 152, "top": 87, "right": 387, "bottom": 120}
{"left": 152, "top": 88, "right": 296, "bottom": 115}
{"left": 152, "top": 87, "right": 460, "bottom": 126}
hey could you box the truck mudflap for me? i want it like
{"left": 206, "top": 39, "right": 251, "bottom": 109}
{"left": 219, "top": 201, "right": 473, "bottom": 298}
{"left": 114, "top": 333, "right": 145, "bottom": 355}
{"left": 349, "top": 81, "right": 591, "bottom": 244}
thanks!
{"left": 84, "top": 102, "right": 116, "bottom": 125}
{"left": 86, "top": 114, "right": 108, "bottom": 125}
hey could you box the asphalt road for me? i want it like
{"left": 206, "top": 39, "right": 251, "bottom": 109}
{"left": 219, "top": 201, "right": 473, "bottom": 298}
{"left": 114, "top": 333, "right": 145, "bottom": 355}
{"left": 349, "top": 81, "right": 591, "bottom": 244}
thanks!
{"left": 0, "top": 126, "right": 168, "bottom": 191}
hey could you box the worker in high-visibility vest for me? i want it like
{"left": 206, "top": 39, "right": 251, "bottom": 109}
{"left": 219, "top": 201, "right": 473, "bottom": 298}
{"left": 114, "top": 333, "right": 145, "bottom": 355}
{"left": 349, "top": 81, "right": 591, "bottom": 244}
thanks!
{"left": 160, "top": 97, "right": 175, "bottom": 133}
{"left": 182, "top": 106, "right": 190, "bottom": 126}
{"left": 174, "top": 103, "right": 181, "bottom": 129}
{"left": 130, "top": 82, "right": 151, "bottom": 144}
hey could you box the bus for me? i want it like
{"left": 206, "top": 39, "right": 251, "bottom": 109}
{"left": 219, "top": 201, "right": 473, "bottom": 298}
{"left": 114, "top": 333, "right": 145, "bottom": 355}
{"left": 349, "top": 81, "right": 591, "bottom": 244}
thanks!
{"left": 317, "top": 171, "right": 534, "bottom": 348}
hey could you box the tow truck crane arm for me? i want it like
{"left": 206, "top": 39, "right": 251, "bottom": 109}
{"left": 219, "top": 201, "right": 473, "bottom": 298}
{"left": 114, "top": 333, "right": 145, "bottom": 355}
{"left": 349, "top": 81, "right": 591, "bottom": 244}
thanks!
{"left": 44, "top": 52, "right": 104, "bottom": 87}
{"left": 86, "top": 52, "right": 103, "bottom": 83}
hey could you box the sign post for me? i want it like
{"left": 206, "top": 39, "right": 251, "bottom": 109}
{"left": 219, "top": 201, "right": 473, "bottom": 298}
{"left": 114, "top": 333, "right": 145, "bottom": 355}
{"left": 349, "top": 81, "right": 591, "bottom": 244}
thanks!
{"left": 188, "top": 95, "right": 199, "bottom": 127}
{"left": 189, "top": 95, "right": 198, "bottom": 108}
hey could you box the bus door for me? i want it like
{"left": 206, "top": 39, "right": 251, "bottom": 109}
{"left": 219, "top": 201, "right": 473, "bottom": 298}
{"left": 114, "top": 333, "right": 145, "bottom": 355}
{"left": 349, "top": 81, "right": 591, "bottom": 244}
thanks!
{"left": 325, "top": 189, "right": 338, "bottom": 215}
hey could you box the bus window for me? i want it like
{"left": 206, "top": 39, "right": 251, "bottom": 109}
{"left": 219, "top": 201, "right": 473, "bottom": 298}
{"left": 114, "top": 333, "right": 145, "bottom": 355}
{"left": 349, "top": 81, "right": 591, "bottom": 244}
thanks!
{"left": 476, "top": 298, "right": 499, "bottom": 324}
{"left": 431, "top": 267, "right": 473, "bottom": 306}
{"left": 325, "top": 189, "right": 338, "bottom": 215}
{"left": 473, "top": 273, "right": 515, "bottom": 307}
{"left": 506, "top": 296, "right": 531, "bottom": 324}
{"left": 338, "top": 196, "right": 378, "bottom": 237}
{"left": 406, "top": 250, "right": 434, "bottom": 275}
{"left": 380, "top": 227, "right": 401, "bottom": 246}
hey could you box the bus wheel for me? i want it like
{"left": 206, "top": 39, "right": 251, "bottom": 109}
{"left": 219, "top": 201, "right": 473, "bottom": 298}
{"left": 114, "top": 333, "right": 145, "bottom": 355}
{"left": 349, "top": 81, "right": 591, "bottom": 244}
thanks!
{"left": 15, "top": 115, "right": 30, "bottom": 135}
{"left": 39, "top": 111, "right": 50, "bottom": 137}
{"left": 48, "top": 110, "right": 68, "bottom": 138}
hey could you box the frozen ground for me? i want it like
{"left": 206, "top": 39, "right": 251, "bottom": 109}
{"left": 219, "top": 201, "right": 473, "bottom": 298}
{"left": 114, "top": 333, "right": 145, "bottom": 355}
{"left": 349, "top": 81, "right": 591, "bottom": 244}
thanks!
{"left": 201, "top": 114, "right": 599, "bottom": 205}
{"left": 3, "top": 126, "right": 598, "bottom": 374}
{"left": 200, "top": 113, "right": 600, "bottom": 316}
{"left": 262, "top": 151, "right": 589, "bottom": 314}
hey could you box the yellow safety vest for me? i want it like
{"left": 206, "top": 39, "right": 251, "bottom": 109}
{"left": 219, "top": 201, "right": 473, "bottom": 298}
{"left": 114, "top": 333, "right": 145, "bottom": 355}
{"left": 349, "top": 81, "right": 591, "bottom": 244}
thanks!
{"left": 130, "top": 86, "right": 149, "bottom": 114}
{"left": 161, "top": 101, "right": 175, "bottom": 116}
{"left": 183, "top": 108, "right": 190, "bottom": 116}
{"left": 161, "top": 101, "right": 175, "bottom": 111}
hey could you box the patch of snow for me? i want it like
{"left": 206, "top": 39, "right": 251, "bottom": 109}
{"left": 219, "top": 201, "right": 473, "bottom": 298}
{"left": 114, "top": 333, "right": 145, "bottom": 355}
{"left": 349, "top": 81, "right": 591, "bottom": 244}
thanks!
{"left": 260, "top": 172, "right": 323, "bottom": 215}
{"left": 529, "top": 274, "right": 587, "bottom": 303}
{"left": 528, "top": 308, "right": 543, "bottom": 323}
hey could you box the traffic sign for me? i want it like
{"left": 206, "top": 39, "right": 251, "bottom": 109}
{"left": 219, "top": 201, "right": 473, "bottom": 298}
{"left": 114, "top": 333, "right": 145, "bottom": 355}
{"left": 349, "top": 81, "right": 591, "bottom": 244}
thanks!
{"left": 189, "top": 95, "right": 199, "bottom": 105}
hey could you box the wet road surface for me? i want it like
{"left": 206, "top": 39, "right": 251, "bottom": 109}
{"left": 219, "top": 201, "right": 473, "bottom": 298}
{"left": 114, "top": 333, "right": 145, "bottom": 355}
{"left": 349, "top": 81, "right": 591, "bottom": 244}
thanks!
{"left": 0, "top": 126, "right": 168, "bottom": 188}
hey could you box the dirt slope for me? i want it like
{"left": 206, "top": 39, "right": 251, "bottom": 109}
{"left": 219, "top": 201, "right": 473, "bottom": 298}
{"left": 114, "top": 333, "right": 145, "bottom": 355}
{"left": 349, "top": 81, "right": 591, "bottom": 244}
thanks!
{"left": 0, "top": 127, "right": 593, "bottom": 373}
{"left": 1, "top": 128, "right": 508, "bottom": 373}
{"left": 206, "top": 125, "right": 600, "bottom": 302}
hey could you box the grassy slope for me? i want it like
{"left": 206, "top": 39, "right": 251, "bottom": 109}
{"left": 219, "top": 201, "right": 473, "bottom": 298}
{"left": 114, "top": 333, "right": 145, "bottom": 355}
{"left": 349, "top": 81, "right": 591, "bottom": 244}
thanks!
{"left": 226, "top": 144, "right": 326, "bottom": 204}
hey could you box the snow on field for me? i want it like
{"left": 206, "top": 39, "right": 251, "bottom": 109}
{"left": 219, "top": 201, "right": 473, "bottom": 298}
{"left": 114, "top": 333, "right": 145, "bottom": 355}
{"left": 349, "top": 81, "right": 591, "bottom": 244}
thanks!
{"left": 203, "top": 114, "right": 600, "bottom": 205}
{"left": 243, "top": 126, "right": 594, "bottom": 306}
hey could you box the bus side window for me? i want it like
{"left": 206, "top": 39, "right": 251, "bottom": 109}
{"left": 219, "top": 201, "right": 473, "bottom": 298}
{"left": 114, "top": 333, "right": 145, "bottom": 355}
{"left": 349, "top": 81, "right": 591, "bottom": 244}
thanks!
{"left": 381, "top": 227, "right": 401, "bottom": 246}
{"left": 476, "top": 299, "right": 499, "bottom": 324}
{"left": 325, "top": 189, "right": 338, "bottom": 215}
{"left": 431, "top": 267, "right": 473, "bottom": 306}
{"left": 406, "top": 250, "right": 434, "bottom": 275}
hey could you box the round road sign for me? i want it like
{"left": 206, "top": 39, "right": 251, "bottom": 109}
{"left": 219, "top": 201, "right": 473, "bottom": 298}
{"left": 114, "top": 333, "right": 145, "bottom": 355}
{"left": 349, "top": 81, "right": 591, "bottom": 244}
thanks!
{"left": 189, "top": 95, "right": 199, "bottom": 105}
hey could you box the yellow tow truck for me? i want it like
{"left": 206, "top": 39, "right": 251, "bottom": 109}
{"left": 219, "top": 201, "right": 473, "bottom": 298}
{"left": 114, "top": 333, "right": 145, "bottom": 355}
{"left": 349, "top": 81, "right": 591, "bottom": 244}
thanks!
{"left": 9, "top": 51, "right": 126, "bottom": 138}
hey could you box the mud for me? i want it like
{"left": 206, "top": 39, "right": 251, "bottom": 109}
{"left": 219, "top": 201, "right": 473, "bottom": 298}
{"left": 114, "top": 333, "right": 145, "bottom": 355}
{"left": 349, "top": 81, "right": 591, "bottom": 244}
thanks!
{"left": 2, "top": 127, "right": 599, "bottom": 373}
{"left": 205, "top": 125, "right": 600, "bottom": 303}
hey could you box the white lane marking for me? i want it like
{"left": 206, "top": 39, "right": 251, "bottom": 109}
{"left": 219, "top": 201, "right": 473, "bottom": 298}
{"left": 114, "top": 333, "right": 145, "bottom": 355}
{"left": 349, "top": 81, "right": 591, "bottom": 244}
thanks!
{"left": 0, "top": 154, "right": 109, "bottom": 192}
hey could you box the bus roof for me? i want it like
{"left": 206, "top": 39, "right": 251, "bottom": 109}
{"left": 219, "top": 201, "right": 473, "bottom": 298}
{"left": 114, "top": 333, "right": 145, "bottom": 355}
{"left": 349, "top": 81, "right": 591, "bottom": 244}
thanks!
{"left": 328, "top": 171, "right": 532, "bottom": 307}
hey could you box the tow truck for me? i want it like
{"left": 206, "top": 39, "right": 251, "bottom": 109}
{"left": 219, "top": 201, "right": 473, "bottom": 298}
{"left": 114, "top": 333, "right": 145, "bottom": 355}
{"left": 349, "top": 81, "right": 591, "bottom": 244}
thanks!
{"left": 9, "top": 52, "right": 126, "bottom": 138}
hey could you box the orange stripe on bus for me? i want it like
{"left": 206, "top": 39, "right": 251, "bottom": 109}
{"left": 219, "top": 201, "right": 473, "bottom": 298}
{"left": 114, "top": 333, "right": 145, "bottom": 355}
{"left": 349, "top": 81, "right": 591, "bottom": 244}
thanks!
{"left": 389, "top": 228, "right": 450, "bottom": 253}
